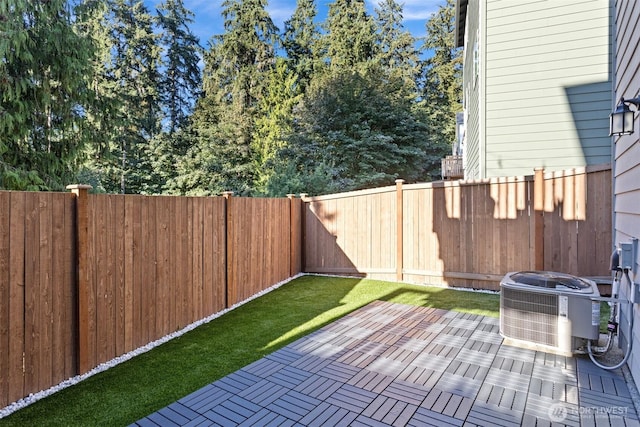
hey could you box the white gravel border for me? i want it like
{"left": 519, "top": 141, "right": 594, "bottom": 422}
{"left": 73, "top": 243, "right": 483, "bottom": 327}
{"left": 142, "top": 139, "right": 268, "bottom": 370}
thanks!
{"left": 0, "top": 273, "right": 304, "bottom": 419}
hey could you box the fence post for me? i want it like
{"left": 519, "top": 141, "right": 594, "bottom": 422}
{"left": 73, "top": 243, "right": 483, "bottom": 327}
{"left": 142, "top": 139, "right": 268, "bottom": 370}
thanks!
{"left": 396, "top": 179, "right": 404, "bottom": 282}
{"left": 287, "top": 194, "right": 297, "bottom": 277}
{"left": 300, "top": 194, "right": 308, "bottom": 274}
{"left": 222, "top": 191, "right": 233, "bottom": 308}
{"left": 66, "top": 184, "right": 92, "bottom": 375}
{"left": 533, "top": 168, "right": 545, "bottom": 270}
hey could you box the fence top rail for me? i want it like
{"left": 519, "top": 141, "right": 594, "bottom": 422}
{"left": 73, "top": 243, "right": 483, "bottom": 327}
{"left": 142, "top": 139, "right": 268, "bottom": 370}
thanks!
{"left": 302, "top": 165, "right": 612, "bottom": 202}
{"left": 302, "top": 185, "right": 397, "bottom": 202}
{"left": 404, "top": 175, "right": 534, "bottom": 191}
{"left": 542, "top": 163, "right": 611, "bottom": 179}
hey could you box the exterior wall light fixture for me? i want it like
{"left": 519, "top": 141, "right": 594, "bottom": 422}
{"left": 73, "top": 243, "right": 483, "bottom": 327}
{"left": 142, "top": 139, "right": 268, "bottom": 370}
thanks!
{"left": 610, "top": 96, "right": 640, "bottom": 136}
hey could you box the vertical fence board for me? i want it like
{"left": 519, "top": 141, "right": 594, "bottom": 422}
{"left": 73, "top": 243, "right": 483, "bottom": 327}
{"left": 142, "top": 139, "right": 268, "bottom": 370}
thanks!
{"left": 0, "top": 192, "right": 11, "bottom": 408}
{"left": 63, "top": 194, "right": 76, "bottom": 379}
{"left": 51, "top": 193, "right": 65, "bottom": 386}
{"left": 290, "top": 198, "right": 302, "bottom": 276}
{"left": 8, "top": 192, "right": 25, "bottom": 405}
{"left": 192, "top": 198, "right": 203, "bottom": 321}
{"left": 176, "top": 197, "right": 186, "bottom": 329}
{"left": 37, "top": 193, "right": 52, "bottom": 391}
{"left": 114, "top": 196, "right": 125, "bottom": 359}
{"left": 124, "top": 196, "right": 135, "bottom": 353}
{"left": 23, "top": 194, "right": 40, "bottom": 394}
{"left": 137, "top": 197, "right": 148, "bottom": 348}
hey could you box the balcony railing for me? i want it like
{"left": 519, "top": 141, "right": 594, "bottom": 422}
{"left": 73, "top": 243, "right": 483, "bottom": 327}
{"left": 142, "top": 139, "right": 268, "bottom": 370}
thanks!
{"left": 441, "top": 155, "right": 464, "bottom": 179}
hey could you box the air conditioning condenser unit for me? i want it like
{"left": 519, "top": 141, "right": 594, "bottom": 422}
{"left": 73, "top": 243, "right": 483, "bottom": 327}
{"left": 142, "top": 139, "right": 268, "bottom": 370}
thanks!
{"left": 500, "top": 271, "right": 601, "bottom": 356}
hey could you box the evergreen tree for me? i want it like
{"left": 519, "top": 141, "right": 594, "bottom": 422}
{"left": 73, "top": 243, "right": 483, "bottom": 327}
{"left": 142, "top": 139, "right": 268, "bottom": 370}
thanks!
{"left": 180, "top": 0, "right": 279, "bottom": 195}
{"left": 149, "top": 0, "right": 202, "bottom": 192}
{"left": 282, "top": 0, "right": 322, "bottom": 91}
{"left": 323, "top": 0, "right": 377, "bottom": 70}
{"left": 374, "top": 0, "right": 422, "bottom": 92}
{"left": 273, "top": 68, "right": 432, "bottom": 195}
{"left": 78, "top": 0, "right": 162, "bottom": 194}
{"left": 421, "top": 0, "right": 462, "bottom": 150}
{"left": 253, "top": 58, "right": 300, "bottom": 195}
{"left": 156, "top": 0, "right": 202, "bottom": 135}
{"left": 0, "top": 0, "right": 95, "bottom": 190}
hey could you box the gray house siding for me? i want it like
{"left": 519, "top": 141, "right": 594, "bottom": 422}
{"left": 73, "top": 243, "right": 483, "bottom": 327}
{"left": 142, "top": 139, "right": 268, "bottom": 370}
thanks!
{"left": 461, "top": 0, "right": 483, "bottom": 178}
{"left": 460, "top": 0, "right": 613, "bottom": 179}
{"left": 613, "top": 0, "right": 640, "bottom": 392}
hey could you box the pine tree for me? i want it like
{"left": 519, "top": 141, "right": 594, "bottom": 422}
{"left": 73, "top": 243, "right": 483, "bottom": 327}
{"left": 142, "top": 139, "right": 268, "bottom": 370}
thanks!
{"left": 156, "top": 0, "right": 202, "bottom": 135}
{"left": 78, "top": 0, "right": 162, "bottom": 194}
{"left": 374, "top": 0, "right": 422, "bottom": 93}
{"left": 282, "top": 0, "right": 322, "bottom": 92}
{"left": 421, "top": 0, "right": 462, "bottom": 150}
{"left": 0, "top": 0, "right": 95, "bottom": 190}
{"left": 323, "top": 0, "right": 377, "bottom": 70}
{"left": 180, "top": 0, "right": 279, "bottom": 195}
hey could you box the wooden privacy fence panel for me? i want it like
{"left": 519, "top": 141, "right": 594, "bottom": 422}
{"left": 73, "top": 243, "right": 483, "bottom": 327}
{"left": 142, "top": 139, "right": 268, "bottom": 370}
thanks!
{"left": 543, "top": 168, "right": 612, "bottom": 277}
{"left": 226, "top": 197, "right": 296, "bottom": 306}
{"left": 1, "top": 190, "right": 303, "bottom": 408}
{"left": 0, "top": 191, "right": 76, "bottom": 409}
{"left": 304, "top": 187, "right": 398, "bottom": 282}
{"left": 303, "top": 166, "right": 612, "bottom": 291}
{"left": 81, "top": 194, "right": 228, "bottom": 370}
{"left": 402, "top": 177, "right": 532, "bottom": 288}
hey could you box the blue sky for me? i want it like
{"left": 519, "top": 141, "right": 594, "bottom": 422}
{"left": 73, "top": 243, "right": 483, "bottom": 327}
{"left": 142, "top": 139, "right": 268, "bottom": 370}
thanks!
{"left": 144, "top": 0, "right": 445, "bottom": 48}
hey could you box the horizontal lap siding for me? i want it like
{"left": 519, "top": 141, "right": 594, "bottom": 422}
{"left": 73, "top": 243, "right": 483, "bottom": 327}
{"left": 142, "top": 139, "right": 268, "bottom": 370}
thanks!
{"left": 461, "top": 0, "right": 481, "bottom": 179}
{"left": 483, "top": 0, "right": 612, "bottom": 177}
{"left": 613, "top": 0, "right": 640, "bottom": 389}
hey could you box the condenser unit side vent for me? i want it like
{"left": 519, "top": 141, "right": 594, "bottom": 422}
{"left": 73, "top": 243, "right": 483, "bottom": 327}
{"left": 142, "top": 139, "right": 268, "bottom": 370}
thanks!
{"left": 501, "top": 288, "right": 558, "bottom": 347}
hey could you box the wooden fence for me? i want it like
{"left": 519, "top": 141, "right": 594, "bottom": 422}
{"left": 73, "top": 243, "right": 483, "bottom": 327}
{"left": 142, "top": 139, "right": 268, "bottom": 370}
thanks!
{"left": 0, "top": 189, "right": 302, "bottom": 408}
{"left": 303, "top": 165, "right": 612, "bottom": 289}
{"left": 0, "top": 165, "right": 612, "bottom": 409}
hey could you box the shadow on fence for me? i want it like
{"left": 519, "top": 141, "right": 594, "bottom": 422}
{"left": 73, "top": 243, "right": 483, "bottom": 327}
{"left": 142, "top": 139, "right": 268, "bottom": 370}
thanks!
{"left": 0, "top": 165, "right": 612, "bottom": 409}
{"left": 303, "top": 165, "right": 612, "bottom": 290}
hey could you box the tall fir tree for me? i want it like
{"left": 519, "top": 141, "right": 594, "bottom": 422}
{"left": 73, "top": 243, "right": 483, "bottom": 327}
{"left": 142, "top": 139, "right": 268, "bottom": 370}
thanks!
{"left": 323, "top": 0, "right": 377, "bottom": 70}
{"left": 421, "top": 0, "right": 462, "bottom": 151}
{"left": 178, "top": 0, "right": 279, "bottom": 195}
{"left": 151, "top": 0, "right": 202, "bottom": 193}
{"left": 253, "top": 58, "right": 300, "bottom": 195}
{"left": 156, "top": 0, "right": 202, "bottom": 135}
{"left": 78, "top": 0, "right": 162, "bottom": 194}
{"left": 282, "top": 0, "right": 322, "bottom": 92}
{"left": 374, "top": 0, "right": 422, "bottom": 94}
{"left": 0, "top": 0, "right": 95, "bottom": 190}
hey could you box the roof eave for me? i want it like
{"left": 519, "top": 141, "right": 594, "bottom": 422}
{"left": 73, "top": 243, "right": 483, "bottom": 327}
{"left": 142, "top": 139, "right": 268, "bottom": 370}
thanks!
{"left": 455, "top": 0, "right": 468, "bottom": 48}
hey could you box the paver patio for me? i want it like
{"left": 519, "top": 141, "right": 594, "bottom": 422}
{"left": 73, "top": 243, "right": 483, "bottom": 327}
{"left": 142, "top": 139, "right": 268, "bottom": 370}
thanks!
{"left": 132, "top": 300, "right": 640, "bottom": 426}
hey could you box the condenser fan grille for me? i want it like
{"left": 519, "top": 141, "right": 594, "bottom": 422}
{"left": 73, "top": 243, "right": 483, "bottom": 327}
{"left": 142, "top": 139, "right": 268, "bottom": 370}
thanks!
{"left": 500, "top": 288, "right": 558, "bottom": 347}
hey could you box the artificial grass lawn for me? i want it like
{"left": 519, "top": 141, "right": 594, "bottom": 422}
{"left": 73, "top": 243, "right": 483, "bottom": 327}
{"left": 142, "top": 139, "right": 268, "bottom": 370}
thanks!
{"left": 0, "top": 275, "right": 499, "bottom": 426}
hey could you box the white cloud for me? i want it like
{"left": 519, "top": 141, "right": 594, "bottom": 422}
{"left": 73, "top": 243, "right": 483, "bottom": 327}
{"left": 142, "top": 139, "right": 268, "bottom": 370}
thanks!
{"left": 267, "top": 0, "right": 297, "bottom": 29}
{"left": 367, "top": 0, "right": 442, "bottom": 21}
